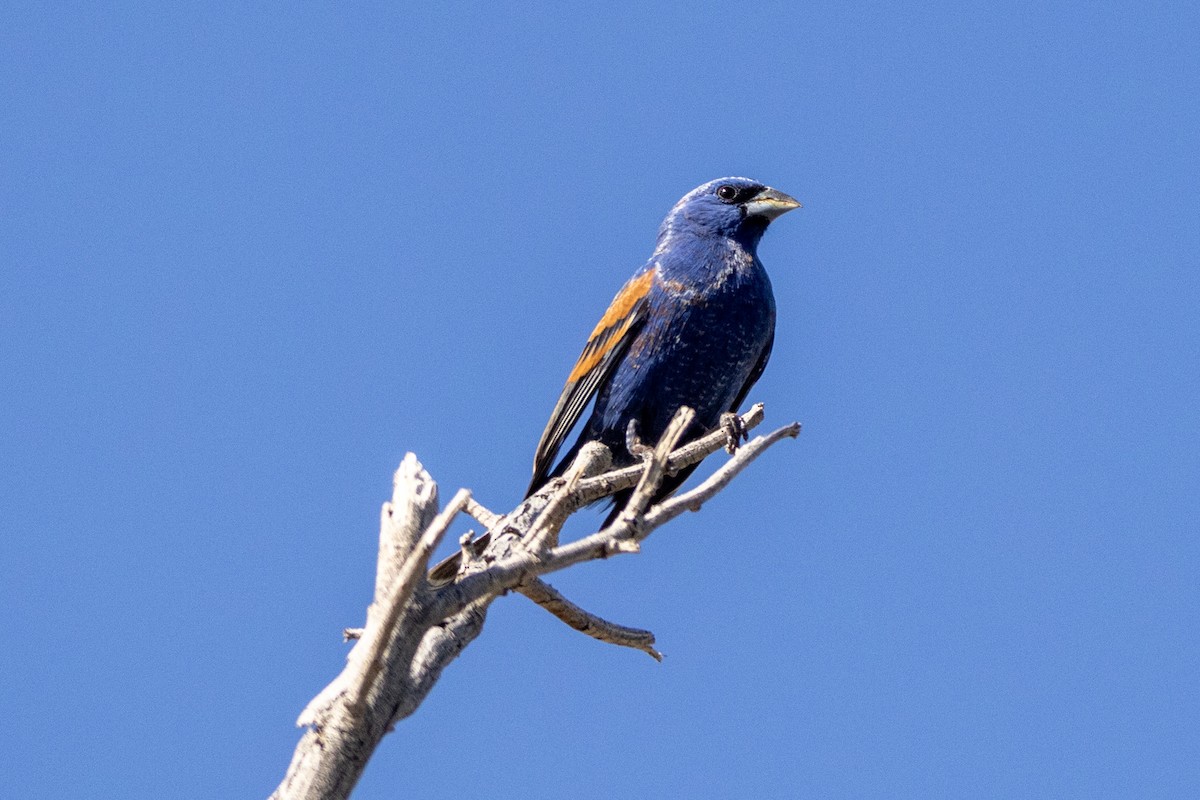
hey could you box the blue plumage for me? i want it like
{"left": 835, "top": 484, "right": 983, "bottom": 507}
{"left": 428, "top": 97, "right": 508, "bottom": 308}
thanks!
{"left": 528, "top": 178, "right": 800, "bottom": 520}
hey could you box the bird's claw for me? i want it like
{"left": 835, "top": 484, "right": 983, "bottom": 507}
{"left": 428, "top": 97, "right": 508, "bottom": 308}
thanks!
{"left": 720, "top": 412, "right": 747, "bottom": 454}
{"left": 625, "top": 419, "right": 654, "bottom": 460}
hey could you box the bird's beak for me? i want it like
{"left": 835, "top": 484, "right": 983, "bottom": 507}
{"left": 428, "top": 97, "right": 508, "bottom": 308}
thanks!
{"left": 744, "top": 187, "right": 802, "bottom": 221}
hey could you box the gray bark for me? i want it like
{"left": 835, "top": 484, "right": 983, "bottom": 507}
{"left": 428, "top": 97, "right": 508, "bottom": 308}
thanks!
{"left": 269, "top": 404, "right": 799, "bottom": 800}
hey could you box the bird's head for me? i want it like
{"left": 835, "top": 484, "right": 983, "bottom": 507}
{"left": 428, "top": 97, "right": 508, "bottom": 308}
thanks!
{"left": 658, "top": 177, "right": 801, "bottom": 251}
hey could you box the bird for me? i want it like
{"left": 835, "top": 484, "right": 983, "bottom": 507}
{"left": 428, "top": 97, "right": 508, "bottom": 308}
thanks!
{"left": 527, "top": 177, "right": 801, "bottom": 524}
{"left": 426, "top": 178, "right": 799, "bottom": 586}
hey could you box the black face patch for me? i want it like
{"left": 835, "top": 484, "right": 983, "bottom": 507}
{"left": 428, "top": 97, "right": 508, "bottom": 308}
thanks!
{"left": 717, "top": 183, "right": 766, "bottom": 205}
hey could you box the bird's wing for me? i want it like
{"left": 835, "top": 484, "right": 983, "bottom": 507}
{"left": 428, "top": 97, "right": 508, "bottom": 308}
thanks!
{"left": 730, "top": 325, "right": 774, "bottom": 414}
{"left": 528, "top": 268, "right": 655, "bottom": 494}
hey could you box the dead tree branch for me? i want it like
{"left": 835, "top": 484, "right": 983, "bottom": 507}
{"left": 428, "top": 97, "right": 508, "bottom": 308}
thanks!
{"left": 270, "top": 403, "right": 799, "bottom": 800}
{"left": 516, "top": 576, "right": 662, "bottom": 660}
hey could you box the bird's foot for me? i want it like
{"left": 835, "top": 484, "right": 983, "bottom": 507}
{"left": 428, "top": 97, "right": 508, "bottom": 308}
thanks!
{"left": 625, "top": 419, "right": 654, "bottom": 460}
{"left": 720, "top": 412, "right": 748, "bottom": 454}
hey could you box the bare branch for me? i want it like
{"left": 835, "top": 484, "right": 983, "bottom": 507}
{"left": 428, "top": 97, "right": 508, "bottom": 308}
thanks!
{"left": 350, "top": 488, "right": 470, "bottom": 711}
{"left": 464, "top": 496, "right": 502, "bottom": 529}
{"left": 616, "top": 406, "right": 695, "bottom": 528}
{"left": 293, "top": 456, "right": 440, "bottom": 730}
{"left": 517, "top": 578, "right": 661, "bottom": 661}
{"left": 271, "top": 403, "right": 797, "bottom": 800}
{"left": 443, "top": 422, "right": 800, "bottom": 617}
{"left": 644, "top": 422, "right": 802, "bottom": 529}
{"left": 373, "top": 454, "right": 438, "bottom": 610}
{"left": 526, "top": 441, "right": 611, "bottom": 554}
{"left": 569, "top": 403, "right": 767, "bottom": 507}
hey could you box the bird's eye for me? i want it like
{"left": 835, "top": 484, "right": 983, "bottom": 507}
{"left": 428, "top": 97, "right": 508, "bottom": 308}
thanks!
{"left": 716, "top": 185, "right": 739, "bottom": 202}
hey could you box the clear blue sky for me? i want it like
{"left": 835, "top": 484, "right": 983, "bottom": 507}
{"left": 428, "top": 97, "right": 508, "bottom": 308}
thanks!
{"left": 3, "top": 3, "right": 1197, "bottom": 798}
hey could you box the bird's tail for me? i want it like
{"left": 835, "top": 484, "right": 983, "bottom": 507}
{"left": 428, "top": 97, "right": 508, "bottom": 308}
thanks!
{"left": 525, "top": 436, "right": 586, "bottom": 498}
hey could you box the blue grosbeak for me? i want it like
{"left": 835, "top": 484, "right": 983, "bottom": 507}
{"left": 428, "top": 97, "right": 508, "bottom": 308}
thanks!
{"left": 528, "top": 177, "right": 800, "bottom": 523}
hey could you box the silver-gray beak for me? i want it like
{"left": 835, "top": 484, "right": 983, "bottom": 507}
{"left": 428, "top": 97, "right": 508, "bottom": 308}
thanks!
{"left": 744, "top": 187, "right": 802, "bottom": 221}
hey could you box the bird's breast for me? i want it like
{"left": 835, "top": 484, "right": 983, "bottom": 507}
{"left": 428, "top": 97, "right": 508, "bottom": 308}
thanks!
{"left": 617, "top": 265, "right": 773, "bottom": 408}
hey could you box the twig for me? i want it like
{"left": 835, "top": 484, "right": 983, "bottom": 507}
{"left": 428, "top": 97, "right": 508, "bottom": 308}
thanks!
{"left": 294, "top": 459, "right": 441, "bottom": 728}
{"left": 644, "top": 422, "right": 802, "bottom": 529}
{"left": 517, "top": 578, "right": 662, "bottom": 661}
{"left": 526, "top": 441, "right": 611, "bottom": 554}
{"left": 570, "top": 404, "right": 766, "bottom": 507}
{"left": 440, "top": 417, "right": 798, "bottom": 619}
{"left": 614, "top": 406, "right": 695, "bottom": 529}
{"left": 350, "top": 488, "right": 470, "bottom": 711}
{"left": 374, "top": 455, "right": 438, "bottom": 609}
{"left": 464, "top": 496, "right": 502, "bottom": 529}
{"left": 272, "top": 403, "right": 798, "bottom": 800}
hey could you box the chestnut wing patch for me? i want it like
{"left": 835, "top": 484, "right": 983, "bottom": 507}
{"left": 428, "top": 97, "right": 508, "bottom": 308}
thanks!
{"left": 528, "top": 269, "right": 655, "bottom": 494}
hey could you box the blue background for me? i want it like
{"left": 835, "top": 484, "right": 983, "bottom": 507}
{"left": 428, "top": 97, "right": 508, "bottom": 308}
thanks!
{"left": 3, "top": 3, "right": 1197, "bottom": 798}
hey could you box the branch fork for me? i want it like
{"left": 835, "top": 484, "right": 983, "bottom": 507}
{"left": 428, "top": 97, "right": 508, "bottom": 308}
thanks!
{"left": 271, "top": 403, "right": 799, "bottom": 800}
